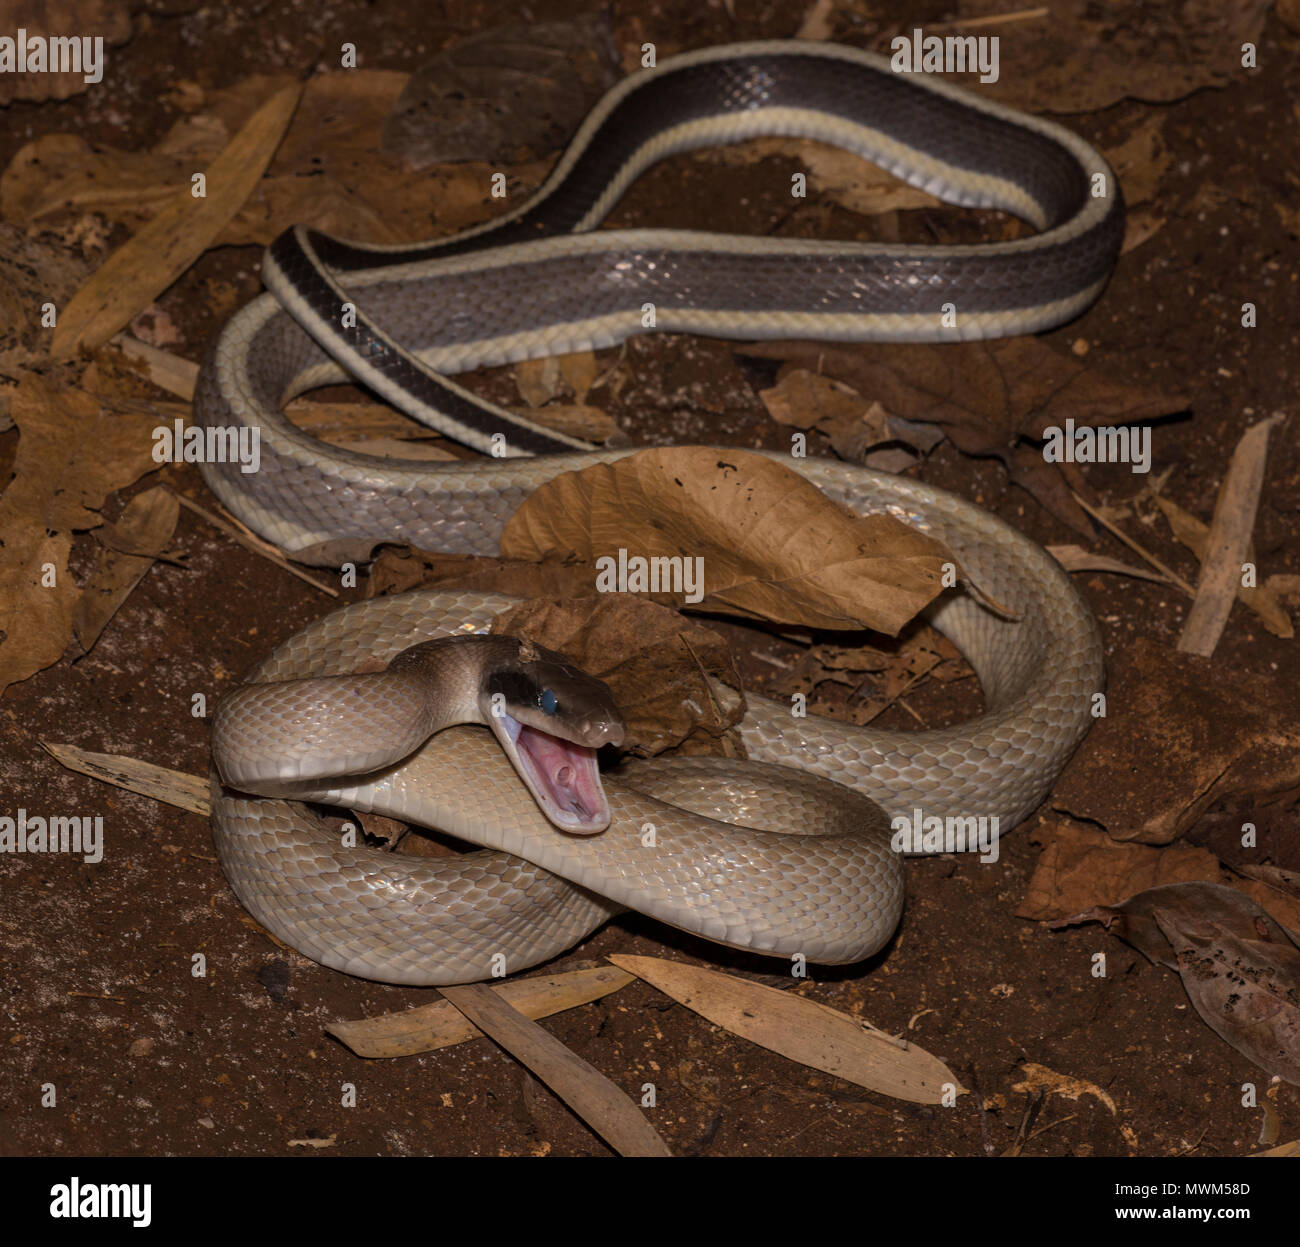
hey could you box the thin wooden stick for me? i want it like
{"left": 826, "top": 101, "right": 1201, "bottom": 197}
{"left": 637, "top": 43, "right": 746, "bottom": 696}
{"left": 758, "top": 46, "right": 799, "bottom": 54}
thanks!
{"left": 172, "top": 490, "right": 338, "bottom": 596}
{"left": 1070, "top": 492, "right": 1196, "bottom": 597}
{"left": 929, "top": 7, "right": 1048, "bottom": 30}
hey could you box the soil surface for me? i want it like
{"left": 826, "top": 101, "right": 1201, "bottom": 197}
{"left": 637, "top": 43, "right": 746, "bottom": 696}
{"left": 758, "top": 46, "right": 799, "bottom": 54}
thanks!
{"left": 1, "top": 1, "right": 1297, "bottom": 1160}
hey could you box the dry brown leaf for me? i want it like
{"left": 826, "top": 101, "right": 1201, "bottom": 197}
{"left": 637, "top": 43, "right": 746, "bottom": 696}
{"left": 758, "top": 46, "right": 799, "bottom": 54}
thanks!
{"left": 1105, "top": 114, "right": 1173, "bottom": 208}
{"left": 976, "top": 0, "right": 1270, "bottom": 113}
{"left": 1121, "top": 208, "right": 1168, "bottom": 256}
{"left": 514, "top": 356, "right": 561, "bottom": 406}
{"left": 1047, "top": 544, "right": 1172, "bottom": 584}
{"left": 281, "top": 397, "right": 437, "bottom": 444}
{"left": 2, "top": 66, "right": 561, "bottom": 248}
{"left": 1154, "top": 484, "right": 1293, "bottom": 640}
{"left": 1051, "top": 638, "right": 1300, "bottom": 845}
{"left": 761, "top": 370, "right": 951, "bottom": 467}
{"left": 0, "top": 377, "right": 162, "bottom": 694}
{"left": 1253, "top": 1139, "right": 1300, "bottom": 1156}
{"left": 49, "top": 82, "right": 303, "bottom": 358}
{"left": 1052, "top": 883, "right": 1300, "bottom": 1085}
{"left": 1268, "top": 574, "right": 1300, "bottom": 606}
{"left": 4, "top": 129, "right": 221, "bottom": 227}
{"left": 1155, "top": 905, "right": 1300, "bottom": 1085}
{"left": 1234, "top": 865, "right": 1300, "bottom": 903}
{"left": 326, "top": 966, "right": 634, "bottom": 1058}
{"left": 1012, "top": 1063, "right": 1117, "bottom": 1115}
{"left": 741, "top": 339, "right": 1187, "bottom": 535}
{"left": 514, "top": 351, "right": 601, "bottom": 406}
{"left": 1057, "top": 882, "right": 1299, "bottom": 969}
{"left": 0, "top": 225, "right": 93, "bottom": 428}
{"left": 490, "top": 597, "right": 744, "bottom": 756}
{"left": 761, "top": 369, "right": 881, "bottom": 428}
{"left": 1029, "top": 829, "right": 1300, "bottom": 935}
{"left": 500, "top": 447, "right": 952, "bottom": 633}
{"left": 0, "top": 0, "right": 131, "bottom": 104}
{"left": 73, "top": 486, "right": 179, "bottom": 653}
{"left": 609, "top": 954, "right": 965, "bottom": 1105}
{"left": 1019, "top": 823, "right": 1224, "bottom": 922}
{"left": 559, "top": 352, "right": 599, "bottom": 405}
{"left": 1179, "top": 415, "right": 1285, "bottom": 655}
{"left": 795, "top": 0, "right": 836, "bottom": 41}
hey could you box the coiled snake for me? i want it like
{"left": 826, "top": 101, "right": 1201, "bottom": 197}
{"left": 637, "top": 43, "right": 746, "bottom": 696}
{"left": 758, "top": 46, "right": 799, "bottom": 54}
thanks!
{"left": 198, "top": 42, "right": 1115, "bottom": 984}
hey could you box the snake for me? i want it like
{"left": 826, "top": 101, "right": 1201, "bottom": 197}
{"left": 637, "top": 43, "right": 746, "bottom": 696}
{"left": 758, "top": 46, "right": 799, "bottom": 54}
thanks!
{"left": 196, "top": 40, "right": 1116, "bottom": 985}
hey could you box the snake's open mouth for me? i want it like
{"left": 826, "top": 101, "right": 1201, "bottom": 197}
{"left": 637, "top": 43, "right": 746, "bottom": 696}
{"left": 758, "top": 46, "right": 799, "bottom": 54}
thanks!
{"left": 496, "top": 715, "right": 611, "bottom": 834}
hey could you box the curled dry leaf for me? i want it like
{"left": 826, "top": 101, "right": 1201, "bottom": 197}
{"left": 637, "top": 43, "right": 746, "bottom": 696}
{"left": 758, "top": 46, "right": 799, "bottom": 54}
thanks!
{"left": 73, "top": 485, "right": 180, "bottom": 653}
{"left": 1024, "top": 821, "right": 1300, "bottom": 933}
{"left": 489, "top": 596, "right": 745, "bottom": 756}
{"left": 758, "top": 369, "right": 941, "bottom": 465}
{"left": 0, "top": 225, "right": 92, "bottom": 428}
{"left": 500, "top": 447, "right": 952, "bottom": 634}
{"left": 1020, "top": 822, "right": 1224, "bottom": 924}
{"left": 1050, "top": 637, "right": 1300, "bottom": 845}
{"left": 741, "top": 339, "right": 1188, "bottom": 535}
{"left": 1054, "top": 882, "right": 1300, "bottom": 1085}
{"left": 1052, "top": 882, "right": 1292, "bottom": 969}
{"left": 1011, "top": 1063, "right": 1117, "bottom": 1115}
{"left": 1155, "top": 908, "right": 1300, "bottom": 1086}
{"left": 1047, "top": 543, "right": 1172, "bottom": 584}
{"left": 1235, "top": 865, "right": 1300, "bottom": 902}
{"left": 0, "top": 377, "right": 162, "bottom": 695}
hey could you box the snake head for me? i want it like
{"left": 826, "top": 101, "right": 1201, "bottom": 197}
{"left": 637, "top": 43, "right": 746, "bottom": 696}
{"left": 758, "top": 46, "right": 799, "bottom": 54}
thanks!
{"left": 483, "top": 638, "right": 625, "bottom": 835}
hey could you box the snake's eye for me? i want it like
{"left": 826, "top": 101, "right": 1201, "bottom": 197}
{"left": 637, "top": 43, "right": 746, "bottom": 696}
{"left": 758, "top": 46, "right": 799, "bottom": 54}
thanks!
{"left": 539, "top": 688, "right": 559, "bottom": 716}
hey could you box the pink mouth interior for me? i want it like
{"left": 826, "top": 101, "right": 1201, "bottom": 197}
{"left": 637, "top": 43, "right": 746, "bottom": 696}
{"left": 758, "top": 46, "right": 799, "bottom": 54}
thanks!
{"left": 515, "top": 725, "right": 608, "bottom": 828}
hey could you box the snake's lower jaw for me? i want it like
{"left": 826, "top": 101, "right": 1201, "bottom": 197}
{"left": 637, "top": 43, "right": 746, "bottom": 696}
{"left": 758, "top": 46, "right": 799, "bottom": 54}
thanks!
{"left": 494, "top": 715, "right": 612, "bottom": 834}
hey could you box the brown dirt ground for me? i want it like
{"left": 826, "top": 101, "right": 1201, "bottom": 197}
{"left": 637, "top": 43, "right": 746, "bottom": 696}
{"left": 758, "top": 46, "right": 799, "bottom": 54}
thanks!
{"left": 1, "top": 1, "right": 1298, "bottom": 1159}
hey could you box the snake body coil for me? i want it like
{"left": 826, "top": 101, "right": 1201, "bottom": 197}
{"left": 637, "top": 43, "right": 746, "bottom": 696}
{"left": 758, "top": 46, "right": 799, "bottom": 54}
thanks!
{"left": 198, "top": 42, "right": 1113, "bottom": 985}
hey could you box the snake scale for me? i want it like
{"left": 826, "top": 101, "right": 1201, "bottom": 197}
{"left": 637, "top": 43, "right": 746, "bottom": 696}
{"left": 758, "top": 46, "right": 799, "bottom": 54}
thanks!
{"left": 197, "top": 41, "right": 1115, "bottom": 985}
